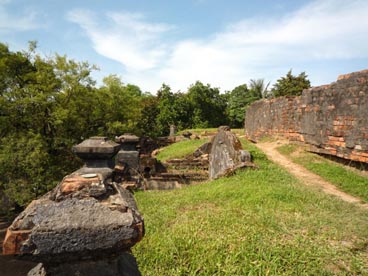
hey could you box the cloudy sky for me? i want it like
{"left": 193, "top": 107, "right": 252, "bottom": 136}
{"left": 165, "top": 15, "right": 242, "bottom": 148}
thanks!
{"left": 1, "top": 0, "right": 368, "bottom": 93}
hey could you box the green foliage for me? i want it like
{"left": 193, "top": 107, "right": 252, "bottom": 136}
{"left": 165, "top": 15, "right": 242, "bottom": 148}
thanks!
{"left": 272, "top": 70, "right": 311, "bottom": 97}
{"left": 226, "top": 79, "right": 270, "bottom": 128}
{"left": 134, "top": 139, "right": 368, "bottom": 275}
{"left": 249, "top": 78, "right": 270, "bottom": 99}
{"left": 0, "top": 40, "right": 315, "bottom": 213}
{"left": 137, "top": 94, "right": 161, "bottom": 137}
{"left": 97, "top": 75, "right": 144, "bottom": 136}
{"left": 153, "top": 82, "right": 228, "bottom": 136}
{"left": 187, "top": 81, "right": 227, "bottom": 128}
{"left": 277, "top": 144, "right": 368, "bottom": 202}
{"left": 0, "top": 42, "right": 146, "bottom": 211}
{"left": 0, "top": 133, "right": 59, "bottom": 207}
{"left": 225, "top": 84, "right": 249, "bottom": 128}
{"left": 155, "top": 84, "right": 193, "bottom": 136}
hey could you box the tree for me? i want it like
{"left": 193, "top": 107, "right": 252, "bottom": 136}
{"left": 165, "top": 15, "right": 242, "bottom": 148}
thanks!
{"left": 0, "top": 133, "right": 58, "bottom": 208}
{"left": 226, "top": 84, "right": 249, "bottom": 128}
{"left": 51, "top": 54, "right": 100, "bottom": 143}
{"left": 226, "top": 80, "right": 270, "bottom": 128}
{"left": 249, "top": 79, "right": 270, "bottom": 99}
{"left": 97, "top": 75, "right": 144, "bottom": 136}
{"left": 0, "top": 43, "right": 97, "bottom": 211}
{"left": 272, "top": 70, "right": 311, "bottom": 97}
{"left": 187, "top": 81, "right": 227, "bottom": 128}
{"left": 155, "top": 84, "right": 177, "bottom": 135}
{"left": 137, "top": 94, "right": 160, "bottom": 137}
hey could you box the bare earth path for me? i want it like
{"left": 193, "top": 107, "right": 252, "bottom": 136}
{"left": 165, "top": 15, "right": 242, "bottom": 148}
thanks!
{"left": 255, "top": 141, "right": 368, "bottom": 209}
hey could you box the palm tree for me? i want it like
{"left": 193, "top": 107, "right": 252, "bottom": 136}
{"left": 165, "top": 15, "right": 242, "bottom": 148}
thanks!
{"left": 249, "top": 79, "right": 271, "bottom": 99}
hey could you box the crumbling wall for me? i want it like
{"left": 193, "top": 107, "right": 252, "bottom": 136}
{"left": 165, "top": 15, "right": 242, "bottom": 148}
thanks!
{"left": 245, "top": 69, "right": 368, "bottom": 163}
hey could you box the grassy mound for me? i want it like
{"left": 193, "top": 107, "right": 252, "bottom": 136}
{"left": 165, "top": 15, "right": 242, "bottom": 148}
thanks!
{"left": 134, "top": 139, "right": 368, "bottom": 275}
{"left": 156, "top": 138, "right": 209, "bottom": 162}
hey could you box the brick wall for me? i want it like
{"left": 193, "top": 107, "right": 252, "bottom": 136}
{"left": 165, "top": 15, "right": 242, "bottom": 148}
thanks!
{"left": 245, "top": 69, "right": 368, "bottom": 163}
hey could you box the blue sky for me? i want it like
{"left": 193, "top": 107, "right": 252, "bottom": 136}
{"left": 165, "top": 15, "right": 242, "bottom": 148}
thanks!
{"left": 1, "top": 0, "right": 368, "bottom": 93}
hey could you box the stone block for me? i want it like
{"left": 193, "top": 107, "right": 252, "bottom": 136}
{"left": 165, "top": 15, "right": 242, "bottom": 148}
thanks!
{"left": 116, "top": 150, "right": 140, "bottom": 171}
{"left": 209, "top": 126, "right": 253, "bottom": 179}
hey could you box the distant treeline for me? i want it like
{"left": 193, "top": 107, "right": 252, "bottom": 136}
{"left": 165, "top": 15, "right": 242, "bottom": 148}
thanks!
{"left": 0, "top": 42, "right": 310, "bottom": 212}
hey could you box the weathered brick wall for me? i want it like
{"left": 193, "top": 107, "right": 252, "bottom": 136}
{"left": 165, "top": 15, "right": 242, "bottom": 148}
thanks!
{"left": 245, "top": 69, "right": 368, "bottom": 163}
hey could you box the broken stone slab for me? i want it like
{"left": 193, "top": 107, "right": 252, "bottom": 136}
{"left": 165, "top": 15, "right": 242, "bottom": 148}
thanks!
{"left": 209, "top": 126, "right": 253, "bottom": 179}
{"left": 3, "top": 182, "right": 144, "bottom": 263}
{"left": 193, "top": 142, "right": 212, "bottom": 158}
{"left": 53, "top": 173, "right": 106, "bottom": 200}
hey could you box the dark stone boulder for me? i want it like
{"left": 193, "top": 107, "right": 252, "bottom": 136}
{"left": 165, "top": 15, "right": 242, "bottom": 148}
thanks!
{"left": 209, "top": 126, "right": 253, "bottom": 179}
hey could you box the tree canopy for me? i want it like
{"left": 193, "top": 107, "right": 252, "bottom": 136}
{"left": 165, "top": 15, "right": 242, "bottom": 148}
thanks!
{"left": 0, "top": 43, "right": 149, "bottom": 211}
{"left": 225, "top": 79, "right": 270, "bottom": 128}
{"left": 271, "top": 70, "right": 311, "bottom": 97}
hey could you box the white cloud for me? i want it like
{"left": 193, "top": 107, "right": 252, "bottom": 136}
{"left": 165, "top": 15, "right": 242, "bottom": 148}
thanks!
{"left": 67, "top": 0, "right": 368, "bottom": 92}
{"left": 0, "top": 3, "right": 41, "bottom": 32}
{"left": 67, "top": 10, "right": 172, "bottom": 71}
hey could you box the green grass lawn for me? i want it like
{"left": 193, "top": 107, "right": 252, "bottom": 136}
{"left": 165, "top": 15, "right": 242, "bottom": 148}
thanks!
{"left": 178, "top": 128, "right": 245, "bottom": 136}
{"left": 133, "top": 139, "right": 368, "bottom": 275}
{"left": 156, "top": 138, "right": 209, "bottom": 162}
{"left": 277, "top": 144, "right": 368, "bottom": 203}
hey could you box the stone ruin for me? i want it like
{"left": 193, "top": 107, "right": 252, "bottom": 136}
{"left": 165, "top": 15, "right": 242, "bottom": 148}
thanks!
{"left": 114, "top": 133, "right": 209, "bottom": 190}
{"left": 245, "top": 69, "right": 368, "bottom": 165}
{"left": 113, "top": 127, "right": 255, "bottom": 189}
{"left": 2, "top": 128, "right": 255, "bottom": 275}
{"left": 3, "top": 137, "right": 144, "bottom": 275}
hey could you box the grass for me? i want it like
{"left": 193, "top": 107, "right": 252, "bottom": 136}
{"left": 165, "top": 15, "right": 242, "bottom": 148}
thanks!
{"left": 156, "top": 138, "right": 209, "bottom": 162}
{"left": 178, "top": 128, "right": 245, "bottom": 136}
{"left": 133, "top": 139, "right": 368, "bottom": 275}
{"left": 277, "top": 144, "right": 368, "bottom": 202}
{"left": 156, "top": 127, "right": 244, "bottom": 162}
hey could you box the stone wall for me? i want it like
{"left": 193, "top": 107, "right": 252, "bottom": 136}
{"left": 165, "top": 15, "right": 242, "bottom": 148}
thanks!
{"left": 245, "top": 69, "right": 368, "bottom": 163}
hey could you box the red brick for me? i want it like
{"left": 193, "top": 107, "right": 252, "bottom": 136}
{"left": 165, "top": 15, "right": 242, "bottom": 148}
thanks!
{"left": 2, "top": 228, "right": 31, "bottom": 255}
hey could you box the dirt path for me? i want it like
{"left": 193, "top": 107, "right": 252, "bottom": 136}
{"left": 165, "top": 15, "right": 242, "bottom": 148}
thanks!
{"left": 255, "top": 141, "right": 368, "bottom": 209}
